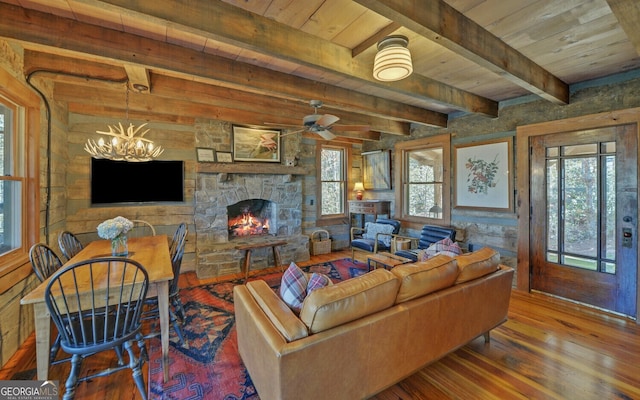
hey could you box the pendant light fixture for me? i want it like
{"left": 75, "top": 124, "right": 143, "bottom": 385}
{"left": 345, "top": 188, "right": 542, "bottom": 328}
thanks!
{"left": 84, "top": 84, "right": 164, "bottom": 162}
{"left": 373, "top": 35, "right": 413, "bottom": 82}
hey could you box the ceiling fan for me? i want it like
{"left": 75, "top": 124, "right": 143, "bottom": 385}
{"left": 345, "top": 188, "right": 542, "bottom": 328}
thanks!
{"left": 266, "top": 100, "right": 368, "bottom": 140}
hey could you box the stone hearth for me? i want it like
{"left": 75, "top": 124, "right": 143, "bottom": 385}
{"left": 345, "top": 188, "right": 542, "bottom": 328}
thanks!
{"left": 195, "top": 171, "right": 310, "bottom": 279}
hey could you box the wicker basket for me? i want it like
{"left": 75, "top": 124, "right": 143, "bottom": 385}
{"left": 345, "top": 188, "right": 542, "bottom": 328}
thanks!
{"left": 311, "top": 230, "right": 332, "bottom": 255}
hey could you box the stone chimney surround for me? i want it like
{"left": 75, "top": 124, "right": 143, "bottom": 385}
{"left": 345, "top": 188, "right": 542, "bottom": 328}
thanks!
{"left": 194, "top": 163, "right": 310, "bottom": 279}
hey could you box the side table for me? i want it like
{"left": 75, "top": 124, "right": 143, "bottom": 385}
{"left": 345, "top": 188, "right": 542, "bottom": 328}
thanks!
{"left": 391, "top": 237, "right": 411, "bottom": 253}
{"left": 348, "top": 200, "right": 391, "bottom": 228}
{"left": 367, "top": 252, "right": 412, "bottom": 271}
{"left": 235, "top": 240, "right": 287, "bottom": 280}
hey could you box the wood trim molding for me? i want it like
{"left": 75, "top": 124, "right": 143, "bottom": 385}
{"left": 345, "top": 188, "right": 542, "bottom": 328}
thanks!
{"left": 196, "top": 163, "right": 308, "bottom": 175}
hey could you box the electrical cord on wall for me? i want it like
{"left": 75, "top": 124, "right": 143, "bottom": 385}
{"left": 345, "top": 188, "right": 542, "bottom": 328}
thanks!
{"left": 25, "top": 69, "right": 128, "bottom": 245}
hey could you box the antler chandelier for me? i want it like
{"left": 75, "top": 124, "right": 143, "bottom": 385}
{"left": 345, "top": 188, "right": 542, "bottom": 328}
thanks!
{"left": 84, "top": 122, "right": 164, "bottom": 162}
{"left": 84, "top": 84, "right": 164, "bottom": 162}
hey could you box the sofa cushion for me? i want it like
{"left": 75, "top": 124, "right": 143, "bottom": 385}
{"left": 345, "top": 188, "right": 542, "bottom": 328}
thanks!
{"left": 299, "top": 269, "right": 400, "bottom": 334}
{"left": 362, "top": 222, "right": 396, "bottom": 247}
{"left": 246, "top": 279, "right": 309, "bottom": 342}
{"left": 279, "top": 262, "right": 309, "bottom": 312}
{"left": 454, "top": 247, "right": 501, "bottom": 283}
{"left": 391, "top": 254, "right": 459, "bottom": 303}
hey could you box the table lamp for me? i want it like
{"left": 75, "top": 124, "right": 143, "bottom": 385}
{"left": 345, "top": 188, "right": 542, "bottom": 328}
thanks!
{"left": 353, "top": 182, "right": 365, "bottom": 200}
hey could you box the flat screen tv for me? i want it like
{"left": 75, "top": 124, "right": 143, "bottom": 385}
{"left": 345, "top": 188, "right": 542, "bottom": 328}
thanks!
{"left": 91, "top": 158, "right": 184, "bottom": 204}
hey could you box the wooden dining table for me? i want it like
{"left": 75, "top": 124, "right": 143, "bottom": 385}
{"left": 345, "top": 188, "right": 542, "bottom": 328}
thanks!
{"left": 21, "top": 235, "right": 174, "bottom": 382}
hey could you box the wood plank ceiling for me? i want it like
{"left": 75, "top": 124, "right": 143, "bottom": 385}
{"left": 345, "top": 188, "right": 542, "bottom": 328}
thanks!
{"left": 1, "top": 0, "right": 639, "bottom": 141}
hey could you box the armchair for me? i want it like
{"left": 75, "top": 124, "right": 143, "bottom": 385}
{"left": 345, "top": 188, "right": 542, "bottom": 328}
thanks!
{"left": 350, "top": 218, "right": 401, "bottom": 260}
{"left": 394, "top": 224, "right": 456, "bottom": 261}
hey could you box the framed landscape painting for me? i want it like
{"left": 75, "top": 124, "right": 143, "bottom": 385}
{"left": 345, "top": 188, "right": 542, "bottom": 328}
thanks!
{"left": 232, "top": 125, "right": 281, "bottom": 162}
{"left": 454, "top": 137, "right": 513, "bottom": 212}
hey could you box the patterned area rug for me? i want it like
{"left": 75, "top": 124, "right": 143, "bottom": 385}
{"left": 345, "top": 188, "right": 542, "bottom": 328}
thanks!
{"left": 147, "top": 258, "right": 368, "bottom": 400}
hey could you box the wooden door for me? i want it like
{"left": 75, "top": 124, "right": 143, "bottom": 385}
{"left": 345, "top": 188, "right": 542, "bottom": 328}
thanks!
{"left": 530, "top": 124, "right": 637, "bottom": 317}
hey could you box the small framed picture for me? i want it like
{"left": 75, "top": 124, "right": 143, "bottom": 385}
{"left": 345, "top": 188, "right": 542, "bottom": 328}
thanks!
{"left": 216, "top": 152, "right": 233, "bottom": 163}
{"left": 196, "top": 147, "right": 216, "bottom": 162}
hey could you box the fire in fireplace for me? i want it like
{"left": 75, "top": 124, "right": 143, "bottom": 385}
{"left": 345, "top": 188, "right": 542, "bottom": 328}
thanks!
{"left": 227, "top": 199, "right": 277, "bottom": 237}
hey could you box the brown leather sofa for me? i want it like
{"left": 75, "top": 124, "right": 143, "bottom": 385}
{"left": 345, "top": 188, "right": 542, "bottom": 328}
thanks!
{"left": 233, "top": 248, "right": 514, "bottom": 400}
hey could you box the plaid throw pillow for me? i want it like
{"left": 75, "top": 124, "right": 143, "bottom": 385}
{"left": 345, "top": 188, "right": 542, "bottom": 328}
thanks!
{"left": 423, "top": 237, "right": 462, "bottom": 260}
{"left": 307, "top": 272, "right": 330, "bottom": 293}
{"left": 279, "top": 262, "right": 308, "bottom": 313}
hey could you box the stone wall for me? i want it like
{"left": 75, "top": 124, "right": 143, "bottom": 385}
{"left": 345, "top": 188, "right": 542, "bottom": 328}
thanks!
{"left": 195, "top": 172, "right": 310, "bottom": 278}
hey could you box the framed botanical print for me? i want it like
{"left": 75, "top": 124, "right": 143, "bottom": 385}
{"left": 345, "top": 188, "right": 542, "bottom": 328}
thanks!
{"left": 454, "top": 137, "right": 513, "bottom": 212}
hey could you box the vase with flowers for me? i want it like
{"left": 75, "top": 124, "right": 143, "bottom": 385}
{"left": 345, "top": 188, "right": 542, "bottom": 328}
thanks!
{"left": 97, "top": 216, "right": 134, "bottom": 256}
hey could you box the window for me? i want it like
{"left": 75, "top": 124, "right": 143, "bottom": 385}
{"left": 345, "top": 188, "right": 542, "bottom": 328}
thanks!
{"left": 0, "top": 69, "right": 39, "bottom": 275}
{"left": 545, "top": 142, "right": 617, "bottom": 273}
{"left": 317, "top": 144, "right": 348, "bottom": 219}
{"left": 395, "top": 134, "right": 451, "bottom": 225}
{"left": 0, "top": 100, "right": 22, "bottom": 256}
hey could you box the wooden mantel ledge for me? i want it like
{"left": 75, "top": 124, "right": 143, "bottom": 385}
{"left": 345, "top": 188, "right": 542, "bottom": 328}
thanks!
{"left": 197, "top": 162, "right": 309, "bottom": 175}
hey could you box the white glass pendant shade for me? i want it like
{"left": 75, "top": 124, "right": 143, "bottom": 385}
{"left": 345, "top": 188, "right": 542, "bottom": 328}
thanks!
{"left": 373, "top": 35, "right": 413, "bottom": 82}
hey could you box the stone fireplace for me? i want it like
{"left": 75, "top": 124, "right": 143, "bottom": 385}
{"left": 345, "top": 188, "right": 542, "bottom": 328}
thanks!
{"left": 195, "top": 169, "right": 310, "bottom": 278}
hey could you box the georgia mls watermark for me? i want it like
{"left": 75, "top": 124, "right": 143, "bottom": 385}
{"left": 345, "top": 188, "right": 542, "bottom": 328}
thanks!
{"left": 0, "top": 381, "right": 59, "bottom": 400}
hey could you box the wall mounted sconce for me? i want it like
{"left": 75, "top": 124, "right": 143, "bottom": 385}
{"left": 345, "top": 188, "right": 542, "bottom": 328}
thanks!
{"left": 373, "top": 35, "right": 413, "bottom": 82}
{"left": 353, "top": 182, "right": 365, "bottom": 200}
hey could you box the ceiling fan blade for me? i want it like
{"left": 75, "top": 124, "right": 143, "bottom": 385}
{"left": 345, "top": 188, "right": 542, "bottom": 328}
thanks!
{"left": 316, "top": 114, "right": 339, "bottom": 128}
{"left": 316, "top": 129, "right": 336, "bottom": 140}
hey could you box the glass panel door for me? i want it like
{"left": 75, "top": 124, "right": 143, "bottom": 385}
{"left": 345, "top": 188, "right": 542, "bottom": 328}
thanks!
{"left": 530, "top": 125, "right": 637, "bottom": 317}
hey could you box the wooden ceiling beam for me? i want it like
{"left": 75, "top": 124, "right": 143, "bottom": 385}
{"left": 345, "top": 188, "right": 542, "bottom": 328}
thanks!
{"left": 69, "top": 103, "right": 197, "bottom": 125}
{"left": 25, "top": 50, "right": 410, "bottom": 134}
{"left": 353, "top": 0, "right": 570, "bottom": 104}
{"left": 68, "top": 102, "right": 379, "bottom": 142}
{"left": 147, "top": 75, "right": 410, "bottom": 134}
{"left": 352, "top": 22, "right": 401, "bottom": 57}
{"left": 0, "top": 2, "right": 446, "bottom": 128}
{"left": 23, "top": 51, "right": 128, "bottom": 82}
{"left": 54, "top": 80, "right": 407, "bottom": 138}
{"left": 124, "top": 64, "right": 151, "bottom": 93}
{"left": 606, "top": 0, "right": 640, "bottom": 56}
{"left": 90, "top": 0, "right": 497, "bottom": 117}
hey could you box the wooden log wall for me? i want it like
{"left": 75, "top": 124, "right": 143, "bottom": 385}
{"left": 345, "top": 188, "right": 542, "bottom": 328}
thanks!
{"left": 64, "top": 114, "right": 197, "bottom": 271}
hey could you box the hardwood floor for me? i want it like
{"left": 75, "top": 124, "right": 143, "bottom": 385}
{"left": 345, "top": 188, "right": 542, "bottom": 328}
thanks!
{"left": 4, "top": 250, "right": 639, "bottom": 399}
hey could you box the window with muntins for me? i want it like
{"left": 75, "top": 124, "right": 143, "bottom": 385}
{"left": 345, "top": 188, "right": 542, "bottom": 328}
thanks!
{"left": 318, "top": 145, "right": 347, "bottom": 218}
{"left": 395, "top": 134, "right": 451, "bottom": 225}
{"left": 0, "top": 100, "right": 22, "bottom": 257}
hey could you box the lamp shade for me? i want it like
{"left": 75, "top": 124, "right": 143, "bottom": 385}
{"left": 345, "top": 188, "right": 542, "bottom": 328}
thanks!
{"left": 353, "top": 182, "right": 365, "bottom": 200}
{"left": 373, "top": 35, "right": 413, "bottom": 82}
